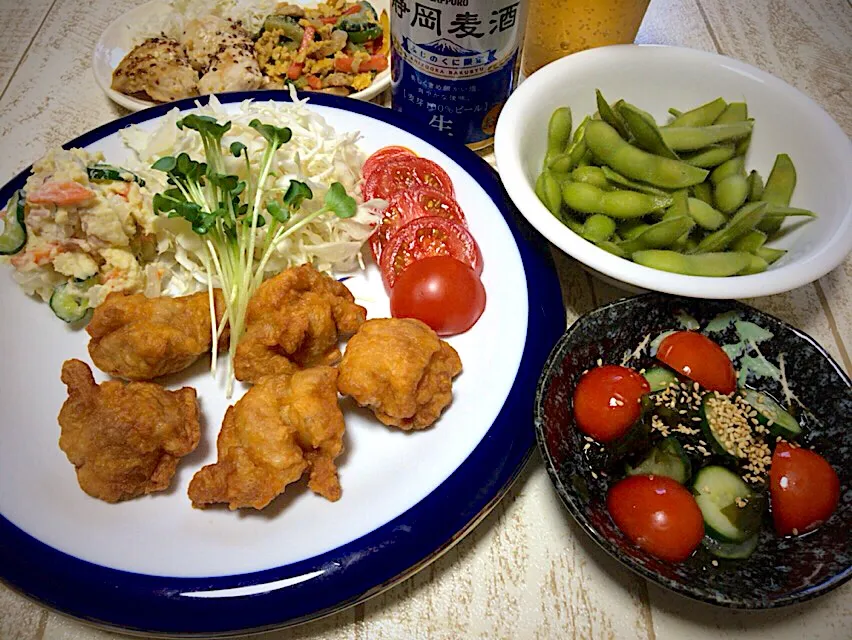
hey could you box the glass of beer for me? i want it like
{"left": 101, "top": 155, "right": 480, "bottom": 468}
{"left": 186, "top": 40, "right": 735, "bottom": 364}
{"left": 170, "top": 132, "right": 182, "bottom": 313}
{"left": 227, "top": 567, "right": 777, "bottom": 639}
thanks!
{"left": 520, "top": 0, "right": 651, "bottom": 78}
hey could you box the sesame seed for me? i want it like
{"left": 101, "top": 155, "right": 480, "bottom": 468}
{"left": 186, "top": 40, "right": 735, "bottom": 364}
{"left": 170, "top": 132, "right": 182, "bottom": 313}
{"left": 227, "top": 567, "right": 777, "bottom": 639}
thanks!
{"left": 792, "top": 528, "right": 799, "bottom": 535}
{"left": 584, "top": 443, "right": 591, "bottom": 451}
{"left": 591, "top": 471, "right": 598, "bottom": 479}
{"left": 711, "top": 560, "right": 719, "bottom": 567}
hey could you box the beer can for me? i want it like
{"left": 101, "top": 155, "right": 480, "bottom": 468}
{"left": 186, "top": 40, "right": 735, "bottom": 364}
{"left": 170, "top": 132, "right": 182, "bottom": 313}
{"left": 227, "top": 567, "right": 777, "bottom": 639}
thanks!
{"left": 390, "top": 0, "right": 527, "bottom": 150}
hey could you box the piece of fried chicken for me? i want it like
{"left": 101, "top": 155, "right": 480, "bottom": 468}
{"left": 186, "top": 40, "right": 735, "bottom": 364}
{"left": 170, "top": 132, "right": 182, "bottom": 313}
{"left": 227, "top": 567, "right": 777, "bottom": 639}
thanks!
{"left": 111, "top": 37, "right": 199, "bottom": 103}
{"left": 188, "top": 366, "right": 345, "bottom": 510}
{"left": 337, "top": 318, "right": 463, "bottom": 431}
{"left": 234, "top": 264, "right": 366, "bottom": 383}
{"left": 87, "top": 290, "right": 227, "bottom": 381}
{"left": 58, "top": 359, "right": 200, "bottom": 503}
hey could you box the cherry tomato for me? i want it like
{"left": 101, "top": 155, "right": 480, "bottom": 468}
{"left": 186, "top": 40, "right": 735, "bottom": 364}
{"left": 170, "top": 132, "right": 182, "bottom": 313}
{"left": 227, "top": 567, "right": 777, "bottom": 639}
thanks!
{"left": 607, "top": 475, "right": 705, "bottom": 562}
{"left": 362, "top": 146, "right": 416, "bottom": 185}
{"left": 656, "top": 331, "right": 736, "bottom": 394}
{"left": 380, "top": 216, "right": 483, "bottom": 290}
{"left": 390, "top": 256, "right": 485, "bottom": 335}
{"left": 572, "top": 365, "right": 650, "bottom": 442}
{"left": 363, "top": 157, "right": 455, "bottom": 202}
{"left": 769, "top": 441, "right": 840, "bottom": 536}
{"left": 370, "top": 188, "right": 467, "bottom": 261}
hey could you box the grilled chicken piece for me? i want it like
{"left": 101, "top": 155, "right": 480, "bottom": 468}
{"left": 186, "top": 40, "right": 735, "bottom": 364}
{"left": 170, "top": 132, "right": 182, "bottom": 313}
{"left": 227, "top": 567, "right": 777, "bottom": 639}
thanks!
{"left": 183, "top": 17, "right": 262, "bottom": 94}
{"left": 273, "top": 3, "right": 306, "bottom": 18}
{"left": 111, "top": 37, "right": 198, "bottom": 103}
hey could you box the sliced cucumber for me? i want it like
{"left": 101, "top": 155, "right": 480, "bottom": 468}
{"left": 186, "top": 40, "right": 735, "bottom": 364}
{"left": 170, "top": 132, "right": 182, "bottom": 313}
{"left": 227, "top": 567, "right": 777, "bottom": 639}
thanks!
{"left": 626, "top": 437, "right": 691, "bottom": 484}
{"left": 700, "top": 393, "right": 739, "bottom": 458}
{"left": 644, "top": 366, "right": 678, "bottom": 393}
{"left": 49, "top": 282, "right": 92, "bottom": 323}
{"left": 86, "top": 164, "right": 145, "bottom": 187}
{"left": 740, "top": 388, "right": 801, "bottom": 438}
{"left": 693, "top": 466, "right": 761, "bottom": 542}
{"left": 0, "top": 189, "right": 27, "bottom": 255}
{"left": 702, "top": 533, "right": 759, "bottom": 560}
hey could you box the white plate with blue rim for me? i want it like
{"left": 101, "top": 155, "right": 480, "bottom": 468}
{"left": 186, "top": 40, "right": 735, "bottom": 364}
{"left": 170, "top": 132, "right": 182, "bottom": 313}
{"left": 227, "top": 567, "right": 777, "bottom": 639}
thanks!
{"left": 93, "top": 0, "right": 392, "bottom": 112}
{"left": 0, "top": 91, "right": 564, "bottom": 635}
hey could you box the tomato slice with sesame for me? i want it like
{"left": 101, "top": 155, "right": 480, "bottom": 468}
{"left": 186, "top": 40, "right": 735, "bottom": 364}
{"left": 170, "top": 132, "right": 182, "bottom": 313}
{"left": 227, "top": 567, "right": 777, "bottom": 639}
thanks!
{"left": 379, "top": 216, "right": 482, "bottom": 290}
{"left": 572, "top": 365, "right": 650, "bottom": 442}
{"left": 607, "top": 475, "right": 705, "bottom": 562}
{"left": 370, "top": 188, "right": 468, "bottom": 261}
{"left": 362, "top": 146, "right": 417, "bottom": 186}
{"left": 656, "top": 331, "right": 736, "bottom": 395}
{"left": 769, "top": 441, "right": 840, "bottom": 536}
{"left": 363, "top": 157, "right": 455, "bottom": 202}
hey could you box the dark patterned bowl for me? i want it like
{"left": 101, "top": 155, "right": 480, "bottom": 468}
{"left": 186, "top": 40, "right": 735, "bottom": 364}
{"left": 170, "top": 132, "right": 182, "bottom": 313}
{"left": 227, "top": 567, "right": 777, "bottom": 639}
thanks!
{"left": 534, "top": 293, "right": 852, "bottom": 608}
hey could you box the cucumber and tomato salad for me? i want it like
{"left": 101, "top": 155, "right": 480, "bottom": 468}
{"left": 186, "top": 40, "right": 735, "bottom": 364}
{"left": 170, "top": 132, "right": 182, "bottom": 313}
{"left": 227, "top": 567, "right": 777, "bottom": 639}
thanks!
{"left": 573, "top": 330, "right": 840, "bottom": 564}
{"left": 361, "top": 147, "right": 485, "bottom": 336}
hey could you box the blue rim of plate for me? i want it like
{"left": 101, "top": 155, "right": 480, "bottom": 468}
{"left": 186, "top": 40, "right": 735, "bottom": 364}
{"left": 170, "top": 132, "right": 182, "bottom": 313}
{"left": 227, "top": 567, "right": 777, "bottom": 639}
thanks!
{"left": 0, "top": 91, "right": 565, "bottom": 636}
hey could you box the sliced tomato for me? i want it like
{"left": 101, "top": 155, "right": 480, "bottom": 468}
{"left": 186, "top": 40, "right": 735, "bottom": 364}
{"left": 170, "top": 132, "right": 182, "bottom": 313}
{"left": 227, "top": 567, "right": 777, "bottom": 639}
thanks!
{"left": 390, "top": 256, "right": 485, "bottom": 336}
{"left": 363, "top": 157, "right": 454, "bottom": 202}
{"left": 608, "top": 475, "right": 705, "bottom": 562}
{"left": 370, "top": 188, "right": 467, "bottom": 261}
{"left": 656, "top": 331, "right": 736, "bottom": 394}
{"left": 770, "top": 441, "right": 840, "bottom": 536}
{"left": 362, "top": 146, "right": 417, "bottom": 186}
{"left": 379, "top": 216, "right": 482, "bottom": 290}
{"left": 572, "top": 365, "right": 650, "bottom": 442}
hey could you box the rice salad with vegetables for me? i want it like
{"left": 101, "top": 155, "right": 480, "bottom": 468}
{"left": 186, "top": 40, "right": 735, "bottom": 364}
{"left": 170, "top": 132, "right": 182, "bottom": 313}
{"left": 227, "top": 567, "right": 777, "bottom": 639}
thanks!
{"left": 1, "top": 93, "right": 382, "bottom": 321}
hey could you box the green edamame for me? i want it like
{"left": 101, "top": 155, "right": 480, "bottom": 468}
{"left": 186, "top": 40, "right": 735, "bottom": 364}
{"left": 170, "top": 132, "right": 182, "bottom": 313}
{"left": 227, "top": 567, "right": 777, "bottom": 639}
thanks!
{"left": 599, "top": 167, "right": 669, "bottom": 196}
{"left": 621, "top": 220, "right": 652, "bottom": 240}
{"left": 714, "top": 102, "right": 748, "bottom": 124}
{"left": 618, "top": 216, "right": 696, "bottom": 253}
{"left": 687, "top": 197, "right": 727, "bottom": 230}
{"left": 682, "top": 144, "right": 737, "bottom": 168}
{"left": 572, "top": 166, "right": 612, "bottom": 190}
{"left": 632, "top": 250, "right": 753, "bottom": 276}
{"left": 667, "top": 97, "right": 728, "bottom": 128}
{"left": 562, "top": 182, "right": 673, "bottom": 218}
{"left": 618, "top": 102, "right": 679, "bottom": 159}
{"left": 755, "top": 246, "right": 786, "bottom": 264}
{"left": 739, "top": 254, "right": 769, "bottom": 275}
{"left": 691, "top": 181, "right": 714, "bottom": 206}
{"left": 731, "top": 229, "right": 767, "bottom": 253}
{"left": 535, "top": 171, "right": 562, "bottom": 216}
{"left": 714, "top": 174, "right": 749, "bottom": 214}
{"left": 660, "top": 122, "right": 753, "bottom": 151}
{"left": 544, "top": 107, "right": 573, "bottom": 169}
{"left": 693, "top": 201, "right": 768, "bottom": 253}
{"left": 584, "top": 120, "right": 709, "bottom": 189}
{"left": 710, "top": 156, "right": 746, "bottom": 184}
{"left": 581, "top": 214, "right": 617, "bottom": 243}
{"left": 596, "top": 240, "right": 627, "bottom": 258}
{"left": 758, "top": 153, "right": 796, "bottom": 234}
{"left": 747, "top": 170, "right": 764, "bottom": 202}
{"left": 595, "top": 90, "right": 629, "bottom": 139}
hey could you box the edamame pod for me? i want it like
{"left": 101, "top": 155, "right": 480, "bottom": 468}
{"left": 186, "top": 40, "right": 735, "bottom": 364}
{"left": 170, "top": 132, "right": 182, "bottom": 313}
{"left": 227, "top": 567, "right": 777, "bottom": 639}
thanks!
{"left": 621, "top": 221, "right": 652, "bottom": 240}
{"left": 739, "top": 254, "right": 769, "bottom": 275}
{"left": 660, "top": 122, "right": 753, "bottom": 152}
{"left": 667, "top": 97, "right": 728, "bottom": 128}
{"left": 584, "top": 120, "right": 709, "bottom": 188}
{"left": 714, "top": 102, "right": 748, "bottom": 124}
{"left": 710, "top": 156, "right": 746, "bottom": 184}
{"left": 692, "top": 181, "right": 714, "bottom": 205}
{"left": 632, "top": 250, "right": 753, "bottom": 276}
{"left": 714, "top": 174, "right": 749, "bottom": 214}
{"left": 682, "top": 144, "right": 737, "bottom": 168}
{"left": 600, "top": 167, "right": 669, "bottom": 196}
{"left": 572, "top": 166, "right": 612, "bottom": 190}
{"left": 547, "top": 107, "right": 573, "bottom": 157}
{"left": 562, "top": 182, "right": 673, "bottom": 218}
{"left": 687, "top": 197, "right": 727, "bottom": 230}
{"left": 595, "top": 90, "right": 629, "bottom": 139}
{"left": 618, "top": 102, "right": 679, "bottom": 159}
{"left": 693, "top": 201, "right": 768, "bottom": 253}
{"left": 617, "top": 216, "right": 696, "bottom": 253}
{"left": 535, "top": 171, "right": 562, "bottom": 216}
{"left": 747, "top": 170, "right": 764, "bottom": 202}
{"left": 755, "top": 247, "right": 786, "bottom": 264}
{"left": 758, "top": 153, "right": 796, "bottom": 234}
{"left": 764, "top": 205, "right": 816, "bottom": 218}
{"left": 731, "top": 229, "right": 767, "bottom": 253}
{"left": 596, "top": 240, "right": 627, "bottom": 258}
{"left": 581, "top": 214, "right": 617, "bottom": 243}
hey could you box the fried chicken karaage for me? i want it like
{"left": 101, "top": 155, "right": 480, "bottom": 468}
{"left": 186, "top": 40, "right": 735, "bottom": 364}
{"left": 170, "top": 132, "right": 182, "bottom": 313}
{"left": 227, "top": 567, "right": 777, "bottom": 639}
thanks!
{"left": 234, "top": 264, "right": 366, "bottom": 383}
{"left": 58, "top": 359, "right": 201, "bottom": 503}
{"left": 337, "top": 318, "right": 462, "bottom": 431}
{"left": 188, "top": 366, "right": 345, "bottom": 510}
{"left": 87, "top": 289, "right": 227, "bottom": 380}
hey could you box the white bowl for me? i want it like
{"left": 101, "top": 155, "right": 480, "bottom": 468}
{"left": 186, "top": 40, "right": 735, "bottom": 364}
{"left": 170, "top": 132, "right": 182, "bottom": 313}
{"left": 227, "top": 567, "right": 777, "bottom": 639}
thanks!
{"left": 494, "top": 45, "right": 852, "bottom": 299}
{"left": 92, "top": 0, "right": 391, "bottom": 112}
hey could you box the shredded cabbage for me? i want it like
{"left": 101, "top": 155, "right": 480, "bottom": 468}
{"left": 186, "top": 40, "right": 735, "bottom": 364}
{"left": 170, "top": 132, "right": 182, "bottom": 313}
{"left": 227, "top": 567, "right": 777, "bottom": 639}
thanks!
{"left": 136, "top": 0, "right": 281, "bottom": 41}
{"left": 121, "top": 92, "right": 383, "bottom": 298}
